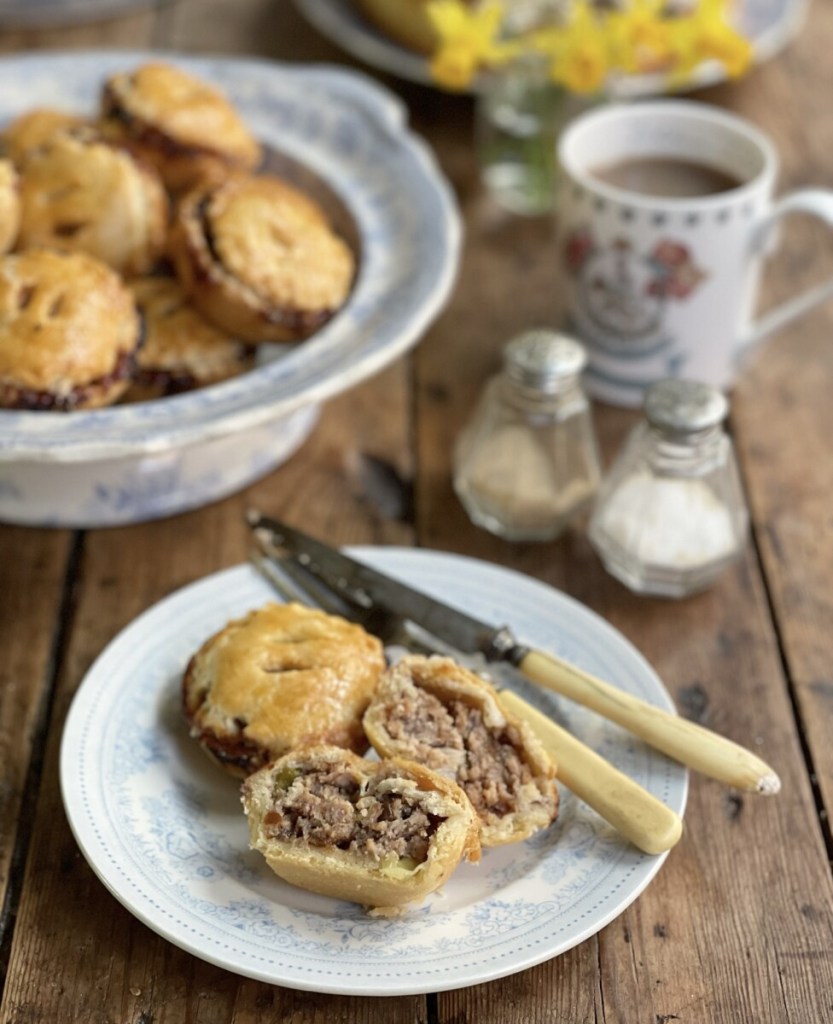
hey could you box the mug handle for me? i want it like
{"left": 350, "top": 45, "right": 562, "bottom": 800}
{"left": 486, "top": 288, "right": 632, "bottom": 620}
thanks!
{"left": 741, "top": 189, "right": 833, "bottom": 351}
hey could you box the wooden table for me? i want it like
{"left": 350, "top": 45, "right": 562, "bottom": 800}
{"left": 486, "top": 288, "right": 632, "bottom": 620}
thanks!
{"left": 2, "top": 2, "right": 832, "bottom": 1020}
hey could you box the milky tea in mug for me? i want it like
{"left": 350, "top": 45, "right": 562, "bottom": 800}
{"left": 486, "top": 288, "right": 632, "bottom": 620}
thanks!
{"left": 556, "top": 101, "right": 833, "bottom": 407}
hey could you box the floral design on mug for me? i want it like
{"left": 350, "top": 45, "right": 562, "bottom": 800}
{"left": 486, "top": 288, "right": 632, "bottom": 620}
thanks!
{"left": 564, "top": 228, "right": 707, "bottom": 344}
{"left": 647, "top": 240, "right": 707, "bottom": 299}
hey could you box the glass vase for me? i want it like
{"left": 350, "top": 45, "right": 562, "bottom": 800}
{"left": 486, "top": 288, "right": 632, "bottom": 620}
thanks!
{"left": 476, "top": 59, "right": 587, "bottom": 217}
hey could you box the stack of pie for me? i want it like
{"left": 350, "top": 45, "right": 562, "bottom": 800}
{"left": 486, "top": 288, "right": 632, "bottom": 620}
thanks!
{"left": 0, "top": 62, "right": 356, "bottom": 411}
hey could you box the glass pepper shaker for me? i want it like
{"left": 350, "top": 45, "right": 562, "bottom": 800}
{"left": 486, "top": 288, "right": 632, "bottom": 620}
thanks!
{"left": 453, "top": 329, "right": 601, "bottom": 541}
{"left": 588, "top": 378, "right": 749, "bottom": 598}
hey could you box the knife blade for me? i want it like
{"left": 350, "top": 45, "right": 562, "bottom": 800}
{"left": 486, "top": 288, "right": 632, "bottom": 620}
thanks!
{"left": 247, "top": 510, "right": 525, "bottom": 663}
{"left": 246, "top": 509, "right": 781, "bottom": 795}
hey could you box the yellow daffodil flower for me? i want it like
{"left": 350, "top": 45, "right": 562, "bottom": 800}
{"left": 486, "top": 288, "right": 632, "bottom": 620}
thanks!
{"left": 667, "top": 0, "right": 753, "bottom": 82}
{"left": 533, "top": 1, "right": 611, "bottom": 94}
{"left": 424, "top": 0, "right": 753, "bottom": 93}
{"left": 426, "top": 0, "right": 510, "bottom": 91}
{"left": 606, "top": 0, "right": 675, "bottom": 75}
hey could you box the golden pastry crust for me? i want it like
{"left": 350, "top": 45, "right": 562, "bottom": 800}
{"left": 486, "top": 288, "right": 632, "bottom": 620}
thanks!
{"left": 1, "top": 107, "right": 86, "bottom": 166}
{"left": 364, "top": 655, "right": 559, "bottom": 847}
{"left": 242, "top": 744, "right": 480, "bottom": 913}
{"left": 0, "top": 249, "right": 141, "bottom": 410}
{"left": 182, "top": 602, "right": 386, "bottom": 778}
{"left": 124, "top": 273, "right": 254, "bottom": 401}
{"left": 168, "top": 173, "right": 356, "bottom": 343}
{"left": 101, "top": 62, "right": 262, "bottom": 193}
{"left": 17, "top": 126, "right": 168, "bottom": 277}
{"left": 0, "top": 159, "right": 20, "bottom": 254}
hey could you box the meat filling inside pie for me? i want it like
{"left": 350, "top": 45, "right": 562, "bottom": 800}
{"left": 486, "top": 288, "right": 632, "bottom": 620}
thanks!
{"left": 364, "top": 655, "right": 559, "bottom": 847}
{"left": 242, "top": 745, "right": 480, "bottom": 912}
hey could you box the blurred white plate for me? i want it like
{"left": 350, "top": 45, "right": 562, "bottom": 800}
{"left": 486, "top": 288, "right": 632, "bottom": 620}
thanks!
{"left": 0, "top": 53, "right": 460, "bottom": 526}
{"left": 61, "top": 549, "right": 687, "bottom": 996}
{"left": 294, "top": 0, "right": 810, "bottom": 97}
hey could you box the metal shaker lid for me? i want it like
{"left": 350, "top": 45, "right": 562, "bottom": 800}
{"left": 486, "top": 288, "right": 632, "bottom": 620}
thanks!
{"left": 503, "top": 329, "right": 587, "bottom": 391}
{"left": 644, "top": 379, "right": 729, "bottom": 434}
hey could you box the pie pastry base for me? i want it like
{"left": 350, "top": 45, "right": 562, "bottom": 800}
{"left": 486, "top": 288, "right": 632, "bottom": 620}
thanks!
{"left": 242, "top": 744, "right": 480, "bottom": 913}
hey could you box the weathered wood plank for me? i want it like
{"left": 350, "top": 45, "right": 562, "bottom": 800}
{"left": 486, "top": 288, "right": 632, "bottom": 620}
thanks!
{"left": 722, "top": 0, "right": 833, "bottom": 843}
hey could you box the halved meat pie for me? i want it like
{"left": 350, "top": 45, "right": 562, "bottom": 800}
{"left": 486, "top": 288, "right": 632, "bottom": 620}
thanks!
{"left": 364, "top": 655, "right": 559, "bottom": 847}
{"left": 242, "top": 744, "right": 480, "bottom": 912}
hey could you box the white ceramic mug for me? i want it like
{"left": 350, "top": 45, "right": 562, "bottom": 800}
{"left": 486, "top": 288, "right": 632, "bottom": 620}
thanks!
{"left": 556, "top": 100, "right": 833, "bottom": 407}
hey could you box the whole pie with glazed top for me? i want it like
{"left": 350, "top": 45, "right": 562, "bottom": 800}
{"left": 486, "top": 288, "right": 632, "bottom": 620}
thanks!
{"left": 182, "top": 601, "right": 386, "bottom": 778}
{"left": 169, "top": 171, "right": 356, "bottom": 343}
{"left": 0, "top": 249, "right": 141, "bottom": 410}
{"left": 100, "top": 61, "right": 263, "bottom": 193}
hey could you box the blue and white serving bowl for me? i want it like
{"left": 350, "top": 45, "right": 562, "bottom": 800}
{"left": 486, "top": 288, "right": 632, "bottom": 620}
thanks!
{"left": 0, "top": 53, "right": 461, "bottom": 527}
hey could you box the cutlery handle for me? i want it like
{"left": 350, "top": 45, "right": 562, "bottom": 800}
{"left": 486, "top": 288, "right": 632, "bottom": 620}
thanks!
{"left": 500, "top": 690, "right": 683, "bottom": 855}
{"left": 518, "top": 650, "right": 780, "bottom": 795}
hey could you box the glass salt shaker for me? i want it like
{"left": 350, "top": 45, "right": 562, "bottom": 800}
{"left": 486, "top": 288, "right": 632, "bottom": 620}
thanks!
{"left": 588, "top": 379, "right": 749, "bottom": 598}
{"left": 453, "top": 329, "right": 601, "bottom": 541}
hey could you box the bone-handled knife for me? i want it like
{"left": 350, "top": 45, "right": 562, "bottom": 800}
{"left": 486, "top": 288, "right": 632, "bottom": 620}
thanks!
{"left": 499, "top": 690, "right": 683, "bottom": 854}
{"left": 246, "top": 510, "right": 780, "bottom": 796}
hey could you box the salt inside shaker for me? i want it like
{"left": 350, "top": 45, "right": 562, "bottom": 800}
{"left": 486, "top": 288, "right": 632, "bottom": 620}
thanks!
{"left": 453, "top": 329, "right": 601, "bottom": 541}
{"left": 588, "top": 379, "right": 749, "bottom": 597}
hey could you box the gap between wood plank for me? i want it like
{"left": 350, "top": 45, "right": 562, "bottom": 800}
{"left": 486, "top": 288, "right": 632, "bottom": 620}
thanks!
{"left": 0, "top": 531, "right": 85, "bottom": 1001}
{"left": 734, "top": 421, "right": 833, "bottom": 869}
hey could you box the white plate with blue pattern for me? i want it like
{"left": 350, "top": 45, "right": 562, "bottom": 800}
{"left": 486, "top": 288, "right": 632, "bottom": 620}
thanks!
{"left": 0, "top": 53, "right": 460, "bottom": 526}
{"left": 60, "top": 549, "right": 687, "bottom": 995}
{"left": 294, "top": 0, "right": 809, "bottom": 97}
